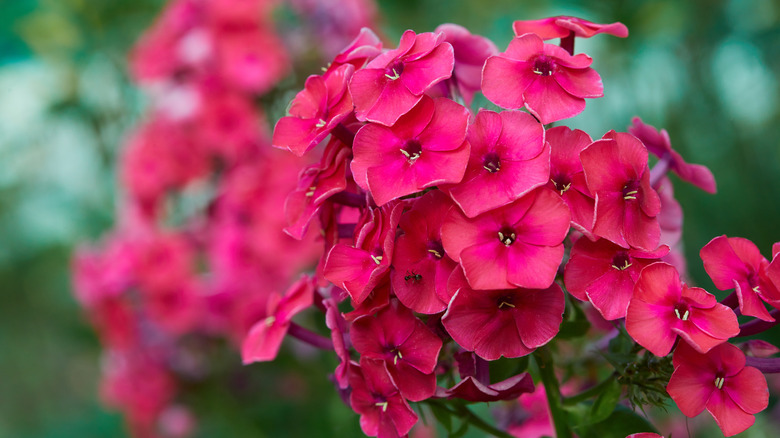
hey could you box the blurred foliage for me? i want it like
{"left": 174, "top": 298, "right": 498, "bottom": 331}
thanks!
{"left": 1, "top": 0, "right": 780, "bottom": 437}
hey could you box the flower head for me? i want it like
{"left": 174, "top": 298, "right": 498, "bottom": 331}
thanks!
{"left": 513, "top": 16, "right": 628, "bottom": 40}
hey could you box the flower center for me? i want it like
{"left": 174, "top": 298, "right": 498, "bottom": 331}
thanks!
{"left": 400, "top": 139, "right": 422, "bottom": 163}
{"left": 611, "top": 253, "right": 632, "bottom": 270}
{"left": 622, "top": 180, "right": 640, "bottom": 201}
{"left": 498, "top": 226, "right": 517, "bottom": 246}
{"left": 532, "top": 56, "right": 555, "bottom": 76}
{"left": 714, "top": 374, "right": 725, "bottom": 390}
{"left": 427, "top": 240, "right": 444, "bottom": 259}
{"left": 551, "top": 174, "right": 572, "bottom": 195}
{"left": 673, "top": 304, "right": 690, "bottom": 321}
{"left": 385, "top": 61, "right": 404, "bottom": 80}
{"left": 483, "top": 152, "right": 501, "bottom": 173}
{"left": 497, "top": 295, "right": 516, "bottom": 310}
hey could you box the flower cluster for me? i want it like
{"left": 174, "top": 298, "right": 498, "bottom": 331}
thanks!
{"left": 254, "top": 15, "right": 780, "bottom": 438}
{"left": 72, "top": 0, "right": 378, "bottom": 437}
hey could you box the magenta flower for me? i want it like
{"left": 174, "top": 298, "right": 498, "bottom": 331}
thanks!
{"left": 241, "top": 275, "right": 315, "bottom": 363}
{"left": 323, "top": 202, "right": 404, "bottom": 304}
{"left": 564, "top": 237, "right": 669, "bottom": 320}
{"left": 272, "top": 64, "right": 355, "bottom": 157}
{"left": 625, "top": 263, "right": 739, "bottom": 357}
{"left": 629, "top": 117, "right": 717, "bottom": 193}
{"left": 580, "top": 130, "right": 661, "bottom": 250}
{"left": 327, "top": 27, "right": 383, "bottom": 72}
{"left": 325, "top": 298, "right": 350, "bottom": 389}
{"left": 349, "top": 29, "right": 454, "bottom": 126}
{"left": 442, "top": 109, "right": 548, "bottom": 218}
{"left": 667, "top": 342, "right": 768, "bottom": 437}
{"left": 351, "top": 300, "right": 443, "bottom": 401}
{"left": 433, "top": 23, "right": 498, "bottom": 105}
{"left": 442, "top": 269, "right": 564, "bottom": 360}
{"left": 445, "top": 373, "right": 535, "bottom": 402}
{"left": 351, "top": 96, "right": 470, "bottom": 206}
{"left": 545, "top": 126, "right": 595, "bottom": 235}
{"left": 481, "top": 33, "right": 603, "bottom": 124}
{"left": 700, "top": 235, "right": 780, "bottom": 321}
{"left": 442, "top": 187, "right": 570, "bottom": 290}
{"left": 349, "top": 358, "right": 418, "bottom": 438}
{"left": 512, "top": 16, "right": 628, "bottom": 40}
{"left": 283, "top": 138, "right": 350, "bottom": 239}
{"left": 390, "top": 190, "right": 458, "bottom": 314}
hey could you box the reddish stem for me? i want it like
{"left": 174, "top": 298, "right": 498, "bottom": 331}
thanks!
{"left": 649, "top": 152, "right": 672, "bottom": 188}
{"left": 737, "top": 309, "right": 780, "bottom": 337}
{"left": 288, "top": 322, "right": 334, "bottom": 350}
{"left": 745, "top": 356, "right": 780, "bottom": 374}
{"left": 560, "top": 32, "right": 575, "bottom": 55}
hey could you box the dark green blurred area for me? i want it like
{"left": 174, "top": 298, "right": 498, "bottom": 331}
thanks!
{"left": 1, "top": 0, "right": 779, "bottom": 437}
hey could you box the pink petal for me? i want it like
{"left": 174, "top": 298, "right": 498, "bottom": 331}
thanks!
{"left": 554, "top": 67, "right": 603, "bottom": 98}
{"left": 460, "top": 241, "right": 514, "bottom": 290}
{"left": 706, "top": 390, "right": 756, "bottom": 437}
{"left": 667, "top": 363, "right": 713, "bottom": 417}
{"left": 400, "top": 43, "right": 454, "bottom": 95}
{"left": 481, "top": 57, "right": 534, "bottom": 109}
{"left": 625, "top": 299, "right": 678, "bottom": 356}
{"left": 514, "top": 283, "right": 565, "bottom": 348}
{"left": 522, "top": 77, "right": 586, "bottom": 124}
{"left": 723, "top": 366, "right": 768, "bottom": 414}
{"left": 586, "top": 269, "right": 634, "bottom": 320}
{"left": 504, "top": 33, "right": 545, "bottom": 60}
{"left": 506, "top": 242, "right": 564, "bottom": 290}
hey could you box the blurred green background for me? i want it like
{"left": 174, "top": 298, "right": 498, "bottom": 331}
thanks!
{"left": 1, "top": 0, "right": 779, "bottom": 436}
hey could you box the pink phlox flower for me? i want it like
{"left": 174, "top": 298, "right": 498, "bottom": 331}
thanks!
{"left": 391, "top": 190, "right": 458, "bottom": 314}
{"left": 345, "top": 280, "right": 392, "bottom": 322}
{"left": 481, "top": 33, "right": 603, "bottom": 124}
{"left": 580, "top": 130, "right": 661, "bottom": 250}
{"left": 626, "top": 263, "right": 739, "bottom": 357}
{"left": 740, "top": 339, "right": 780, "bottom": 358}
{"left": 442, "top": 269, "right": 564, "bottom": 360}
{"left": 564, "top": 237, "right": 669, "bottom": 320}
{"left": 432, "top": 24, "right": 498, "bottom": 105}
{"left": 284, "top": 137, "right": 351, "bottom": 239}
{"left": 545, "top": 126, "right": 595, "bottom": 236}
{"left": 507, "top": 385, "right": 554, "bottom": 438}
{"left": 290, "top": 0, "right": 379, "bottom": 58}
{"left": 273, "top": 63, "right": 355, "bottom": 157}
{"left": 442, "top": 109, "right": 548, "bottom": 218}
{"left": 241, "top": 274, "right": 316, "bottom": 363}
{"left": 352, "top": 96, "right": 470, "bottom": 206}
{"left": 667, "top": 342, "right": 768, "bottom": 437}
{"left": 212, "top": 23, "right": 290, "bottom": 94}
{"left": 700, "top": 235, "right": 780, "bottom": 321}
{"left": 512, "top": 16, "right": 628, "bottom": 40}
{"left": 441, "top": 187, "right": 570, "bottom": 291}
{"left": 327, "top": 27, "right": 383, "bottom": 72}
{"left": 324, "top": 202, "right": 405, "bottom": 304}
{"left": 349, "top": 29, "right": 454, "bottom": 126}
{"left": 629, "top": 117, "right": 716, "bottom": 194}
{"left": 325, "top": 298, "right": 351, "bottom": 389}
{"left": 351, "top": 300, "right": 443, "bottom": 401}
{"left": 349, "top": 358, "right": 419, "bottom": 438}
{"left": 445, "top": 373, "right": 535, "bottom": 402}
{"left": 655, "top": 177, "right": 683, "bottom": 247}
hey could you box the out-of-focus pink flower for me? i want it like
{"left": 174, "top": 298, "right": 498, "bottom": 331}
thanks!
{"left": 433, "top": 24, "right": 498, "bottom": 105}
{"left": 626, "top": 263, "right": 739, "bottom": 357}
{"left": 667, "top": 342, "right": 768, "bottom": 437}
{"left": 482, "top": 33, "right": 603, "bottom": 124}
{"left": 629, "top": 117, "right": 716, "bottom": 194}
{"left": 350, "top": 30, "right": 454, "bottom": 126}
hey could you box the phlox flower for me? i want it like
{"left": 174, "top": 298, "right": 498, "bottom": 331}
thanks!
{"left": 580, "top": 130, "right": 661, "bottom": 250}
{"left": 442, "top": 269, "right": 564, "bottom": 360}
{"left": 512, "top": 16, "right": 628, "bottom": 40}
{"left": 545, "top": 126, "right": 595, "bottom": 235}
{"left": 241, "top": 275, "right": 315, "bottom": 363}
{"left": 564, "top": 237, "right": 669, "bottom": 320}
{"left": 442, "top": 109, "right": 548, "bottom": 218}
{"left": 700, "top": 235, "right": 780, "bottom": 321}
{"left": 349, "top": 358, "right": 418, "bottom": 438}
{"left": 667, "top": 342, "right": 768, "bottom": 437}
{"left": 273, "top": 64, "right": 355, "bottom": 156}
{"left": 481, "top": 33, "right": 603, "bottom": 124}
{"left": 629, "top": 117, "right": 716, "bottom": 194}
{"left": 351, "top": 300, "right": 443, "bottom": 401}
{"left": 349, "top": 29, "right": 454, "bottom": 126}
{"left": 625, "top": 263, "right": 739, "bottom": 357}
{"left": 444, "top": 373, "right": 535, "bottom": 402}
{"left": 433, "top": 23, "right": 498, "bottom": 105}
{"left": 390, "top": 190, "right": 458, "bottom": 314}
{"left": 351, "top": 96, "right": 470, "bottom": 206}
{"left": 327, "top": 27, "right": 383, "bottom": 72}
{"left": 441, "top": 187, "right": 569, "bottom": 291}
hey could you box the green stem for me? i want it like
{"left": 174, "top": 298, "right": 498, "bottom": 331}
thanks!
{"left": 426, "top": 400, "right": 515, "bottom": 438}
{"left": 562, "top": 373, "right": 618, "bottom": 406}
{"left": 535, "top": 348, "right": 572, "bottom": 438}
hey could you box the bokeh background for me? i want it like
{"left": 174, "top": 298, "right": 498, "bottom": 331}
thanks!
{"left": 1, "top": 0, "right": 779, "bottom": 436}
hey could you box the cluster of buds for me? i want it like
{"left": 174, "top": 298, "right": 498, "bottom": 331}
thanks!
{"left": 72, "top": 0, "right": 377, "bottom": 437}
{"left": 257, "top": 16, "right": 780, "bottom": 438}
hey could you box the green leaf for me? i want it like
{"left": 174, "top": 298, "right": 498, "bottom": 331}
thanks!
{"left": 429, "top": 402, "right": 452, "bottom": 433}
{"left": 573, "top": 405, "right": 659, "bottom": 438}
{"left": 556, "top": 320, "right": 591, "bottom": 339}
{"left": 588, "top": 378, "right": 621, "bottom": 424}
{"left": 489, "top": 355, "right": 529, "bottom": 383}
